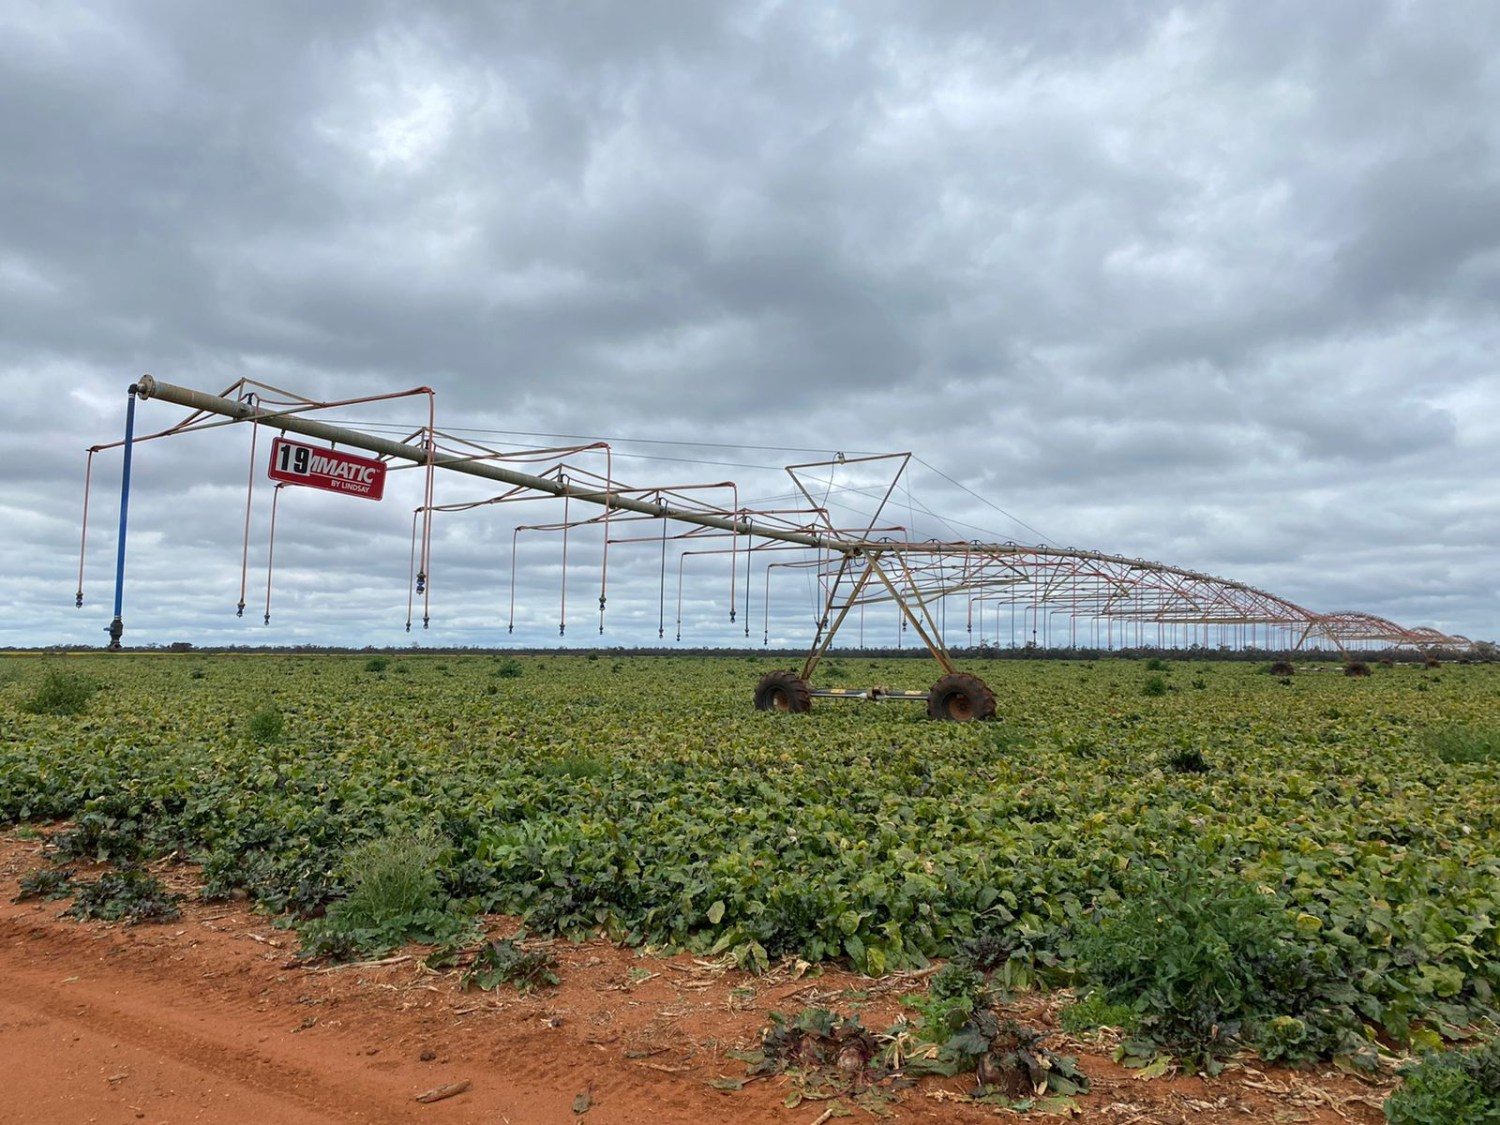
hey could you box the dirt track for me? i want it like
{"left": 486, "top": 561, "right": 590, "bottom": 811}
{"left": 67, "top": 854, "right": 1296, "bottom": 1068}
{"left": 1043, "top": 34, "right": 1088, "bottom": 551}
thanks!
{"left": 0, "top": 835, "right": 1392, "bottom": 1124}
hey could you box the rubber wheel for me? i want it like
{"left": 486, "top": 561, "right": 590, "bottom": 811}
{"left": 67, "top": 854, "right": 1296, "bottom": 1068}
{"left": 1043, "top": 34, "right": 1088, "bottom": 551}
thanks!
{"left": 754, "top": 670, "right": 812, "bottom": 713}
{"left": 927, "top": 673, "right": 997, "bottom": 722}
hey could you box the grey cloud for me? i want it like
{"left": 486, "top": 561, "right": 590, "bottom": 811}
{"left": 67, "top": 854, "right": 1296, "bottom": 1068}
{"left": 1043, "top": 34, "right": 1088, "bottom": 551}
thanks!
{"left": 2, "top": 1, "right": 1497, "bottom": 648}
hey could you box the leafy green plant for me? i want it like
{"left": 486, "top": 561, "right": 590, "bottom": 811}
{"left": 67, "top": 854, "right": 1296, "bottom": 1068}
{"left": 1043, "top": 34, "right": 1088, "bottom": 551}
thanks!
{"left": 65, "top": 869, "right": 181, "bottom": 924}
{"left": 364, "top": 656, "right": 389, "bottom": 672}
{"left": 1142, "top": 674, "right": 1169, "bottom": 697}
{"left": 298, "top": 830, "right": 473, "bottom": 960}
{"left": 49, "top": 805, "right": 145, "bottom": 864}
{"left": 904, "top": 962, "right": 986, "bottom": 1041}
{"left": 954, "top": 931, "right": 1014, "bottom": 973}
{"left": 461, "top": 937, "right": 559, "bottom": 992}
{"left": 1144, "top": 658, "right": 1170, "bottom": 672}
{"left": 22, "top": 670, "right": 97, "bottom": 716}
{"left": 14, "top": 866, "right": 74, "bottom": 902}
{"left": 247, "top": 707, "right": 284, "bottom": 745}
{"left": 199, "top": 847, "right": 338, "bottom": 917}
{"left": 493, "top": 658, "right": 523, "bottom": 679}
{"left": 1074, "top": 861, "right": 1362, "bottom": 1072}
{"left": 5, "top": 651, "right": 1500, "bottom": 1067}
{"left": 1384, "top": 1040, "right": 1500, "bottom": 1125}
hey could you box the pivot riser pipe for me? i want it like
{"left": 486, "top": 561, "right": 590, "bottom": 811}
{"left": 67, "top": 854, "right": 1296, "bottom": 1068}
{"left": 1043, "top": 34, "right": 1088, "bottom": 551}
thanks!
{"left": 107, "top": 385, "right": 139, "bottom": 649}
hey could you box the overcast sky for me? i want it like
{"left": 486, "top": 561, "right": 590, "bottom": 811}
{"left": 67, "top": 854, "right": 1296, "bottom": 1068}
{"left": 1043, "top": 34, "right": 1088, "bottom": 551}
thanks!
{"left": 2, "top": 1, "right": 1496, "bottom": 651}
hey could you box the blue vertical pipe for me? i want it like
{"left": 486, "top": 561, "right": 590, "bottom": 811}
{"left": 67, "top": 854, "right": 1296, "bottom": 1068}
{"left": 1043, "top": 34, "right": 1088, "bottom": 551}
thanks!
{"left": 106, "top": 384, "right": 139, "bottom": 650}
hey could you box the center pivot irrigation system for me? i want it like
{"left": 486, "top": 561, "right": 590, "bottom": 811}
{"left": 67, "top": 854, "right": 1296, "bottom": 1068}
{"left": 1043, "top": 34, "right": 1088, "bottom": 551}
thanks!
{"left": 79, "top": 377, "right": 1472, "bottom": 720}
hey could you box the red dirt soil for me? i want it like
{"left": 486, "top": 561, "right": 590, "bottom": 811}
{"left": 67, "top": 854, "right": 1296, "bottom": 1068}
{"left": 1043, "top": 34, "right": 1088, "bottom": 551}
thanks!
{"left": 0, "top": 833, "right": 1393, "bottom": 1124}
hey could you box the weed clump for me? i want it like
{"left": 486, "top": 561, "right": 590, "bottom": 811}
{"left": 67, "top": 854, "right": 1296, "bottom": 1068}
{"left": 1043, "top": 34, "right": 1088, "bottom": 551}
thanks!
{"left": 247, "top": 707, "right": 284, "bottom": 745}
{"left": 364, "top": 656, "right": 389, "bottom": 673}
{"left": 1345, "top": 662, "right": 1371, "bottom": 678}
{"left": 493, "top": 658, "right": 523, "bottom": 679}
{"left": 1384, "top": 1040, "right": 1500, "bottom": 1125}
{"left": 1142, "top": 674, "right": 1169, "bottom": 697}
{"left": 536, "top": 754, "right": 606, "bottom": 781}
{"left": 1267, "top": 661, "right": 1295, "bottom": 677}
{"left": 298, "top": 830, "right": 473, "bottom": 960}
{"left": 1423, "top": 726, "right": 1500, "bottom": 766}
{"left": 23, "top": 670, "right": 98, "bottom": 716}
{"left": 1059, "top": 990, "right": 1135, "bottom": 1034}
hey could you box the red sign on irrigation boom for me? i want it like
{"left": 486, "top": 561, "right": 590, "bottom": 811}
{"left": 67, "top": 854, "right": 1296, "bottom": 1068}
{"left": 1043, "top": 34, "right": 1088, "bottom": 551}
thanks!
{"left": 268, "top": 437, "right": 387, "bottom": 501}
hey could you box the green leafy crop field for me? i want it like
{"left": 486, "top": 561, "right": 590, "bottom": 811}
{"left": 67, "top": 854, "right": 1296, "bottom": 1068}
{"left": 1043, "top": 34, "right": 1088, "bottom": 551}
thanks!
{"left": 3, "top": 652, "right": 1497, "bottom": 1068}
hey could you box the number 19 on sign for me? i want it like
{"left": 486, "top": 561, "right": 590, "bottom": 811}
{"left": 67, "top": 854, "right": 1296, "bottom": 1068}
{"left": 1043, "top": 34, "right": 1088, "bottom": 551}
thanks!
{"left": 268, "top": 437, "right": 387, "bottom": 501}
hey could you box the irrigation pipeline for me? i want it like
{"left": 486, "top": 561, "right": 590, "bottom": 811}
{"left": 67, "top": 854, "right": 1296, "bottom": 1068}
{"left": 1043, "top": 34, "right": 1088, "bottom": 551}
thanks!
{"left": 101, "top": 377, "right": 1471, "bottom": 659}
{"left": 123, "top": 378, "right": 1296, "bottom": 584}
{"left": 133, "top": 377, "right": 835, "bottom": 551}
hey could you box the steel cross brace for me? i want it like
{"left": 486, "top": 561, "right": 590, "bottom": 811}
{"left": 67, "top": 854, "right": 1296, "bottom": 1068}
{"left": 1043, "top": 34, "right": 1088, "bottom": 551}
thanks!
{"left": 798, "top": 549, "right": 958, "bottom": 682}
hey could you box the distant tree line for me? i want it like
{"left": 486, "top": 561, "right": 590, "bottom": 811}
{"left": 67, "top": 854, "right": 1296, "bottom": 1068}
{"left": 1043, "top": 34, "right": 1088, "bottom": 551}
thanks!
{"left": 9, "top": 639, "right": 1494, "bottom": 662}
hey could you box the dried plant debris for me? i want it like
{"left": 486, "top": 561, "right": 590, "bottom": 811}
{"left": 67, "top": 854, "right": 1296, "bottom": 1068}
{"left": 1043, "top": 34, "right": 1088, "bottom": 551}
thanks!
{"left": 743, "top": 1006, "right": 1088, "bottom": 1110}
{"left": 461, "top": 938, "right": 560, "bottom": 993}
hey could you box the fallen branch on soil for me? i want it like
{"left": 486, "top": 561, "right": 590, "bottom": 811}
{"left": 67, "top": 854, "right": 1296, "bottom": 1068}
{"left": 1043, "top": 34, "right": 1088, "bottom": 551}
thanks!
{"left": 414, "top": 1079, "right": 470, "bottom": 1104}
{"left": 315, "top": 954, "right": 412, "bottom": 973}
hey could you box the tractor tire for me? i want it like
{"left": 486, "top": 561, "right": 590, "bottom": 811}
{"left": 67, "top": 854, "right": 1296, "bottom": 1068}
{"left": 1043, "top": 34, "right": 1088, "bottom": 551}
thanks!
{"left": 754, "top": 670, "right": 812, "bottom": 713}
{"left": 926, "top": 673, "right": 996, "bottom": 722}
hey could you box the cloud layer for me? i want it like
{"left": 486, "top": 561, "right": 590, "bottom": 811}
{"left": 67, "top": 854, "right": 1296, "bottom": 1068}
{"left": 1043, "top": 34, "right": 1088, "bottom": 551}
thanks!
{"left": 2, "top": 2, "right": 1496, "bottom": 649}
